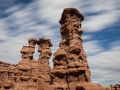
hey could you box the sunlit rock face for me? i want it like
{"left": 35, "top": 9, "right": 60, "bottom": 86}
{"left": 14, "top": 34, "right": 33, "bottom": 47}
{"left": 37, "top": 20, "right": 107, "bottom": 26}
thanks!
{"left": 0, "top": 8, "right": 109, "bottom": 90}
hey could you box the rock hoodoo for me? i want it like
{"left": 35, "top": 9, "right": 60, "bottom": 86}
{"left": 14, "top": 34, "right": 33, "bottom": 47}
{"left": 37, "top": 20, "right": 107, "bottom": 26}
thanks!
{"left": 0, "top": 8, "right": 114, "bottom": 90}
{"left": 0, "top": 38, "right": 53, "bottom": 90}
{"left": 37, "top": 38, "right": 52, "bottom": 84}
{"left": 50, "top": 8, "right": 107, "bottom": 90}
{"left": 50, "top": 8, "right": 90, "bottom": 90}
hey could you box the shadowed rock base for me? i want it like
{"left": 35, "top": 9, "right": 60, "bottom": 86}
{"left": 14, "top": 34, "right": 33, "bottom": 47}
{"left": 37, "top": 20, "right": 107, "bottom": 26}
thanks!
{"left": 76, "top": 83, "right": 107, "bottom": 90}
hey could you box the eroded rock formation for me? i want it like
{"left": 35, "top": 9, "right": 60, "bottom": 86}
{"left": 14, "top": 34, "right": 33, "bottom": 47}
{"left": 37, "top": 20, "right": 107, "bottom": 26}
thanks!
{"left": 0, "top": 38, "right": 53, "bottom": 90}
{"left": 50, "top": 8, "right": 107, "bottom": 90}
{"left": 0, "top": 8, "right": 113, "bottom": 90}
{"left": 110, "top": 83, "right": 120, "bottom": 90}
{"left": 37, "top": 38, "right": 52, "bottom": 83}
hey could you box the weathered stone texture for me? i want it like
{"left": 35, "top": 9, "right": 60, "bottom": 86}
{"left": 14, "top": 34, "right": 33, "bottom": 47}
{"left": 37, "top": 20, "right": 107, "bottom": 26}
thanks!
{"left": 0, "top": 38, "right": 53, "bottom": 90}
{"left": 0, "top": 8, "right": 112, "bottom": 90}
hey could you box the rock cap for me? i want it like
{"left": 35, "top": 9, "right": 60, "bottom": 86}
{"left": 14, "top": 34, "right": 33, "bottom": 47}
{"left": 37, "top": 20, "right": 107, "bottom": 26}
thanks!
{"left": 37, "top": 38, "right": 53, "bottom": 47}
{"left": 59, "top": 8, "right": 84, "bottom": 24}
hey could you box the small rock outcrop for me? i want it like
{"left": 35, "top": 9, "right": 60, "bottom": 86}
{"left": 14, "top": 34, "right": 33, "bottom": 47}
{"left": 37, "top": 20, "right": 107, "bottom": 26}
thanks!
{"left": 110, "top": 83, "right": 120, "bottom": 90}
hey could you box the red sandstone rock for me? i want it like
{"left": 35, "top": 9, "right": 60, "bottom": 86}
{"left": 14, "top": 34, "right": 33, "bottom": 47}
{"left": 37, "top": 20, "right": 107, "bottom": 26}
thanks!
{"left": 50, "top": 8, "right": 92, "bottom": 90}
{"left": 0, "top": 8, "right": 114, "bottom": 90}
{"left": 37, "top": 38, "right": 52, "bottom": 84}
{"left": 110, "top": 84, "right": 120, "bottom": 90}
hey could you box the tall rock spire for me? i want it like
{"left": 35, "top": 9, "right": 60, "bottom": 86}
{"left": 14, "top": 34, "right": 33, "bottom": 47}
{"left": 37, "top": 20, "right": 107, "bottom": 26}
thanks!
{"left": 51, "top": 8, "right": 91, "bottom": 90}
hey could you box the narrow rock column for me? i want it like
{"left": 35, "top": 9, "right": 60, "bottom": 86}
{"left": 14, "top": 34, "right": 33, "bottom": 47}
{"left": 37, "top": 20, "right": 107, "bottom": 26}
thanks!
{"left": 17, "top": 46, "right": 31, "bottom": 82}
{"left": 28, "top": 38, "right": 37, "bottom": 60}
{"left": 37, "top": 38, "right": 52, "bottom": 83}
{"left": 28, "top": 38, "right": 39, "bottom": 83}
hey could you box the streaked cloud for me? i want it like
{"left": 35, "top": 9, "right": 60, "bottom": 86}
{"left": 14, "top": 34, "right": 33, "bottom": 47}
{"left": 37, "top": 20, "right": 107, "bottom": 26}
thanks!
{"left": 88, "top": 40, "right": 120, "bottom": 85}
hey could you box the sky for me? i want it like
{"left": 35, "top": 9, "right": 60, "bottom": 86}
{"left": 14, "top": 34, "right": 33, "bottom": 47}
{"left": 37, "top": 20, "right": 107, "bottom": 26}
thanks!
{"left": 0, "top": 0, "right": 120, "bottom": 86}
